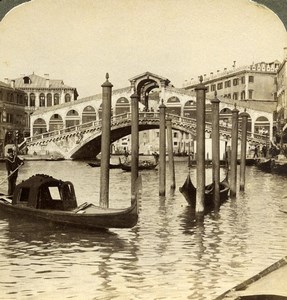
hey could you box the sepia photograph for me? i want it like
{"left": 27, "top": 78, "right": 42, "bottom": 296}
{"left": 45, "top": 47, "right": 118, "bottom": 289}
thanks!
{"left": 0, "top": 0, "right": 287, "bottom": 299}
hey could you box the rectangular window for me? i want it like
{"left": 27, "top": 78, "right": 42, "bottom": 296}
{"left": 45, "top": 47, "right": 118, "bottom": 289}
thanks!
{"left": 211, "top": 84, "right": 216, "bottom": 91}
{"left": 217, "top": 82, "right": 223, "bottom": 90}
{"left": 249, "top": 76, "right": 254, "bottom": 83}
{"left": 224, "top": 80, "right": 231, "bottom": 88}
{"left": 173, "top": 132, "right": 178, "bottom": 138}
{"left": 241, "top": 76, "right": 245, "bottom": 84}
{"left": 248, "top": 90, "right": 253, "bottom": 99}
{"left": 233, "top": 78, "right": 239, "bottom": 86}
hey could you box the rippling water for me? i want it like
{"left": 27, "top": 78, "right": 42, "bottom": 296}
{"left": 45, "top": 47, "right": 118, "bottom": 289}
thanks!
{"left": 0, "top": 158, "right": 287, "bottom": 300}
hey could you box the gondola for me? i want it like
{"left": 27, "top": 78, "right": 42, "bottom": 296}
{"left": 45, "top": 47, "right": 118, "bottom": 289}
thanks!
{"left": 270, "top": 158, "right": 287, "bottom": 175}
{"left": 120, "top": 160, "right": 158, "bottom": 172}
{"left": 45, "top": 157, "right": 65, "bottom": 161}
{"left": 0, "top": 174, "right": 140, "bottom": 229}
{"left": 87, "top": 162, "right": 122, "bottom": 169}
{"left": 255, "top": 158, "right": 273, "bottom": 173}
{"left": 179, "top": 174, "right": 229, "bottom": 210}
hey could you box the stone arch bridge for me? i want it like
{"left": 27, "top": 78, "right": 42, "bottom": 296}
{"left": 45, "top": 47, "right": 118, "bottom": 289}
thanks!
{"left": 25, "top": 111, "right": 268, "bottom": 160}
{"left": 25, "top": 72, "right": 273, "bottom": 159}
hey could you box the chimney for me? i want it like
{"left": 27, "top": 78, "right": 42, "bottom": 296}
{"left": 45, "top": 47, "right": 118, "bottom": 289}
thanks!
{"left": 44, "top": 73, "right": 50, "bottom": 88}
{"left": 233, "top": 61, "right": 236, "bottom": 69}
{"left": 4, "top": 78, "right": 9, "bottom": 84}
{"left": 210, "top": 72, "right": 213, "bottom": 78}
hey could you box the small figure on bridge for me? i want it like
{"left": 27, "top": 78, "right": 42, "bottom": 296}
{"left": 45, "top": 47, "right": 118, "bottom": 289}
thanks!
{"left": 124, "top": 150, "right": 129, "bottom": 163}
{"left": 152, "top": 152, "right": 159, "bottom": 164}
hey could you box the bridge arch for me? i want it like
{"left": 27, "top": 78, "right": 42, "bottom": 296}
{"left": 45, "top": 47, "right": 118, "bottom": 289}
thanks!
{"left": 183, "top": 100, "right": 196, "bottom": 118}
{"left": 219, "top": 108, "right": 232, "bottom": 127}
{"left": 82, "top": 105, "right": 97, "bottom": 123}
{"left": 49, "top": 114, "right": 64, "bottom": 131}
{"left": 238, "top": 111, "right": 252, "bottom": 132}
{"left": 255, "top": 116, "right": 270, "bottom": 136}
{"left": 166, "top": 96, "right": 181, "bottom": 115}
{"left": 33, "top": 118, "right": 47, "bottom": 135}
{"left": 115, "top": 97, "right": 130, "bottom": 115}
{"left": 66, "top": 109, "right": 80, "bottom": 127}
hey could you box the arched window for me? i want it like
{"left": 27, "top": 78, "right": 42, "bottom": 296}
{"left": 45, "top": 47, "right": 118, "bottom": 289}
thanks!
{"left": 24, "top": 94, "right": 28, "bottom": 106}
{"left": 30, "top": 93, "right": 36, "bottom": 107}
{"left": 33, "top": 118, "right": 47, "bottom": 135}
{"left": 54, "top": 93, "right": 60, "bottom": 105}
{"left": 115, "top": 97, "right": 130, "bottom": 114}
{"left": 49, "top": 114, "right": 64, "bottom": 131}
{"left": 23, "top": 76, "right": 31, "bottom": 84}
{"left": 39, "top": 93, "right": 45, "bottom": 107}
{"left": 232, "top": 93, "right": 238, "bottom": 100}
{"left": 47, "top": 93, "right": 52, "bottom": 106}
{"left": 241, "top": 91, "right": 245, "bottom": 100}
{"left": 82, "top": 106, "right": 97, "bottom": 123}
{"left": 65, "top": 93, "right": 71, "bottom": 102}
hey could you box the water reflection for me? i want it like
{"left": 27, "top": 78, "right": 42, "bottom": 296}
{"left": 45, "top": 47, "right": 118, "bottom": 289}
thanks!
{"left": 0, "top": 161, "right": 287, "bottom": 299}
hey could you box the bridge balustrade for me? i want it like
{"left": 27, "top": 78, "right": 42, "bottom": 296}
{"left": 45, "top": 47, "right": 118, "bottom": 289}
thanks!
{"left": 25, "top": 112, "right": 269, "bottom": 146}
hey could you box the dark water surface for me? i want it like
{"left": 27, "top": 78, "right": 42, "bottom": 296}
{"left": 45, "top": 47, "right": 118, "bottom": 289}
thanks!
{"left": 0, "top": 158, "right": 286, "bottom": 300}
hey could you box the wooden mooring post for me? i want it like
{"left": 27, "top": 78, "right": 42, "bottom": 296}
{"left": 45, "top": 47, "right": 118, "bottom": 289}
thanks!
{"left": 166, "top": 117, "right": 176, "bottom": 190}
{"left": 230, "top": 105, "right": 239, "bottom": 198}
{"left": 100, "top": 73, "right": 113, "bottom": 208}
{"left": 195, "top": 76, "right": 207, "bottom": 213}
{"left": 130, "top": 92, "right": 139, "bottom": 198}
{"left": 159, "top": 100, "right": 166, "bottom": 196}
{"left": 240, "top": 109, "right": 249, "bottom": 191}
{"left": 211, "top": 92, "right": 220, "bottom": 210}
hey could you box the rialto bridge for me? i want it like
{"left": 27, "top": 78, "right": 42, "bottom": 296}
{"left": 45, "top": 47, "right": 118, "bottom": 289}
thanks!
{"left": 25, "top": 72, "right": 274, "bottom": 159}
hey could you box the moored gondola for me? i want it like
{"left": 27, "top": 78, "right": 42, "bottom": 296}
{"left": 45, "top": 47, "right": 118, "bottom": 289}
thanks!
{"left": 179, "top": 174, "right": 229, "bottom": 211}
{"left": 0, "top": 174, "right": 140, "bottom": 229}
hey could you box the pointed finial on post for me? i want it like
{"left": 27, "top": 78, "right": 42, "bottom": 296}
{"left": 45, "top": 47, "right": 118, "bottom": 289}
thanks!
{"left": 101, "top": 72, "right": 113, "bottom": 88}
{"left": 159, "top": 99, "right": 166, "bottom": 108}
{"left": 211, "top": 90, "right": 220, "bottom": 104}
{"left": 199, "top": 75, "right": 203, "bottom": 83}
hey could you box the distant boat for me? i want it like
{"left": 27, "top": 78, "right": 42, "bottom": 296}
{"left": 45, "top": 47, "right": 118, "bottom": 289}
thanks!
{"left": 271, "top": 158, "right": 287, "bottom": 175}
{"left": 0, "top": 174, "right": 140, "bottom": 229}
{"left": 179, "top": 174, "right": 229, "bottom": 211}
{"left": 120, "top": 159, "right": 158, "bottom": 172}
{"left": 256, "top": 158, "right": 273, "bottom": 173}
{"left": 87, "top": 162, "right": 122, "bottom": 169}
{"left": 45, "top": 156, "right": 65, "bottom": 161}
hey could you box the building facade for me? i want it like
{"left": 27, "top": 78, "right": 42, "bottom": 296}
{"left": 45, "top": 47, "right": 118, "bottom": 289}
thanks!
{"left": 276, "top": 48, "right": 287, "bottom": 144}
{"left": 0, "top": 80, "right": 26, "bottom": 158}
{"left": 4, "top": 73, "right": 78, "bottom": 137}
{"left": 183, "top": 60, "right": 280, "bottom": 103}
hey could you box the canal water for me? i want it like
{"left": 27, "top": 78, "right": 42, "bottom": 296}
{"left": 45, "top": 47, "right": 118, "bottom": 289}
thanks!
{"left": 0, "top": 158, "right": 287, "bottom": 300}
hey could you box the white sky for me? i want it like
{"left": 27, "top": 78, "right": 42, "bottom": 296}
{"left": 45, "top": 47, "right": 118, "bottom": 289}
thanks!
{"left": 0, "top": 0, "right": 286, "bottom": 98}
